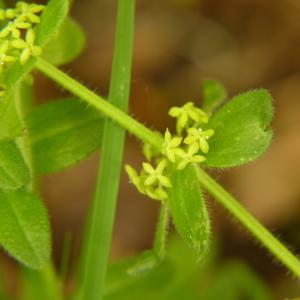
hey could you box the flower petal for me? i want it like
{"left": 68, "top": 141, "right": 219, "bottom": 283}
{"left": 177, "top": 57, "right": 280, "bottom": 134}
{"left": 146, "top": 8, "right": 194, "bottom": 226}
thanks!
{"left": 199, "top": 138, "right": 209, "bottom": 153}
{"left": 177, "top": 159, "right": 188, "bottom": 170}
{"left": 169, "top": 107, "right": 181, "bottom": 117}
{"left": 166, "top": 149, "right": 176, "bottom": 163}
{"left": 142, "top": 162, "right": 155, "bottom": 174}
{"left": 192, "top": 155, "right": 206, "bottom": 163}
{"left": 156, "top": 159, "right": 167, "bottom": 173}
{"left": 169, "top": 137, "right": 182, "bottom": 147}
{"left": 177, "top": 113, "right": 188, "bottom": 133}
{"left": 20, "top": 48, "right": 30, "bottom": 65}
{"left": 188, "top": 143, "right": 200, "bottom": 155}
{"left": 158, "top": 175, "right": 172, "bottom": 188}
{"left": 184, "top": 135, "right": 197, "bottom": 145}
{"left": 164, "top": 128, "right": 171, "bottom": 143}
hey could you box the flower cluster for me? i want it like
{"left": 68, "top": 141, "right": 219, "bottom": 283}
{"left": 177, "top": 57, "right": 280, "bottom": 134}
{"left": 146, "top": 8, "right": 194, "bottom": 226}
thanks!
{"left": 125, "top": 102, "right": 214, "bottom": 201}
{"left": 0, "top": 2, "right": 44, "bottom": 75}
{"left": 125, "top": 159, "right": 171, "bottom": 201}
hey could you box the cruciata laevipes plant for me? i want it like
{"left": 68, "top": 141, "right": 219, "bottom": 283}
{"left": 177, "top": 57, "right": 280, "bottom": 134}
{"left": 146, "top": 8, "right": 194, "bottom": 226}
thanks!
{"left": 0, "top": 0, "right": 299, "bottom": 299}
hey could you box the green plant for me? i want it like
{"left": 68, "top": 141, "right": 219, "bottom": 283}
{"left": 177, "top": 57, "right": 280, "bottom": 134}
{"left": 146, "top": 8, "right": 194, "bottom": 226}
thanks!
{"left": 0, "top": 1, "right": 299, "bottom": 300}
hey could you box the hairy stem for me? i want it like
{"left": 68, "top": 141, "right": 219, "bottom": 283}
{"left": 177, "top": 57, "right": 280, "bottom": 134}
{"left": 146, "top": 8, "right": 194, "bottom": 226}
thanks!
{"left": 35, "top": 58, "right": 162, "bottom": 150}
{"left": 153, "top": 203, "right": 169, "bottom": 259}
{"left": 197, "top": 167, "right": 300, "bottom": 278}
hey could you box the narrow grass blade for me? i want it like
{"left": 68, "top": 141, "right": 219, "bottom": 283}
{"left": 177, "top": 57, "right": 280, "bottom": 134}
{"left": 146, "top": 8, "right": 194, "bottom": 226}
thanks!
{"left": 79, "top": 1, "right": 135, "bottom": 300}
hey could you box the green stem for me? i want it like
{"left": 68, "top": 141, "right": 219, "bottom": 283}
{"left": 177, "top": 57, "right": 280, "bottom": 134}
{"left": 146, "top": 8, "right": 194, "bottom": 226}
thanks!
{"left": 197, "top": 167, "right": 300, "bottom": 279}
{"left": 35, "top": 58, "right": 162, "bottom": 150}
{"left": 153, "top": 203, "right": 169, "bottom": 259}
{"left": 21, "top": 263, "right": 63, "bottom": 300}
{"left": 35, "top": 44, "right": 300, "bottom": 279}
{"left": 41, "top": 264, "right": 63, "bottom": 300}
{"left": 79, "top": 1, "right": 135, "bottom": 300}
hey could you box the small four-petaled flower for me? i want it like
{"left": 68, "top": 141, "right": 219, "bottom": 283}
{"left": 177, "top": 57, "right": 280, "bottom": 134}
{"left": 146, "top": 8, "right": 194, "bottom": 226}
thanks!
{"left": 184, "top": 127, "right": 214, "bottom": 153}
{"left": 176, "top": 143, "right": 206, "bottom": 170}
{"left": 142, "top": 160, "right": 171, "bottom": 188}
{"left": 0, "top": 41, "right": 17, "bottom": 73}
{"left": 163, "top": 129, "right": 182, "bottom": 163}
{"left": 169, "top": 102, "right": 209, "bottom": 134}
{"left": 125, "top": 165, "right": 145, "bottom": 194}
{"left": 16, "top": 1, "right": 44, "bottom": 24}
{"left": 11, "top": 29, "right": 42, "bottom": 65}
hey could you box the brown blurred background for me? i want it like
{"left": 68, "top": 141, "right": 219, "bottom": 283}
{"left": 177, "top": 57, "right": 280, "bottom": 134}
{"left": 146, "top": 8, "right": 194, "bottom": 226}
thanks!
{"left": 3, "top": 0, "right": 300, "bottom": 298}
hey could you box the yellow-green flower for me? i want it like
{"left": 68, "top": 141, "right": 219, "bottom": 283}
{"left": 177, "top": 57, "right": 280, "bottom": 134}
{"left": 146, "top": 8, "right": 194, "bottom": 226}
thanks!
{"left": 143, "top": 143, "right": 153, "bottom": 161}
{"left": 184, "top": 127, "right": 214, "bottom": 153}
{"left": 169, "top": 102, "right": 209, "bottom": 133}
{"left": 176, "top": 143, "right": 206, "bottom": 170}
{"left": 142, "top": 131, "right": 162, "bottom": 161}
{"left": 0, "top": 41, "right": 17, "bottom": 73}
{"left": 142, "top": 160, "right": 171, "bottom": 188}
{"left": 145, "top": 186, "right": 168, "bottom": 201}
{"left": 11, "top": 29, "right": 42, "bottom": 65}
{"left": 16, "top": 1, "right": 44, "bottom": 24}
{"left": 125, "top": 165, "right": 145, "bottom": 194}
{"left": 0, "top": 9, "right": 6, "bottom": 20}
{"left": 125, "top": 162, "right": 171, "bottom": 201}
{"left": 162, "top": 129, "right": 182, "bottom": 163}
{"left": 5, "top": 8, "right": 17, "bottom": 20}
{"left": 0, "top": 21, "right": 23, "bottom": 39}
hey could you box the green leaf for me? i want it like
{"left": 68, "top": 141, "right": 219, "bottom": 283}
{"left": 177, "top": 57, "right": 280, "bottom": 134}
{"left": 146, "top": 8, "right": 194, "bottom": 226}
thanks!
{"left": 126, "top": 250, "right": 161, "bottom": 276}
{"left": 0, "top": 140, "right": 29, "bottom": 190}
{"left": 204, "top": 89, "right": 273, "bottom": 168}
{"left": 0, "top": 190, "right": 51, "bottom": 269}
{"left": 28, "top": 98, "right": 104, "bottom": 174}
{"left": 103, "top": 237, "right": 205, "bottom": 300}
{"left": 35, "top": 0, "right": 69, "bottom": 47}
{"left": 168, "top": 165, "right": 211, "bottom": 258}
{"left": 0, "top": 94, "right": 23, "bottom": 141}
{"left": 42, "top": 16, "right": 85, "bottom": 66}
{"left": 104, "top": 257, "right": 174, "bottom": 300}
{"left": 202, "top": 79, "right": 227, "bottom": 113}
{"left": 3, "top": 0, "right": 69, "bottom": 89}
